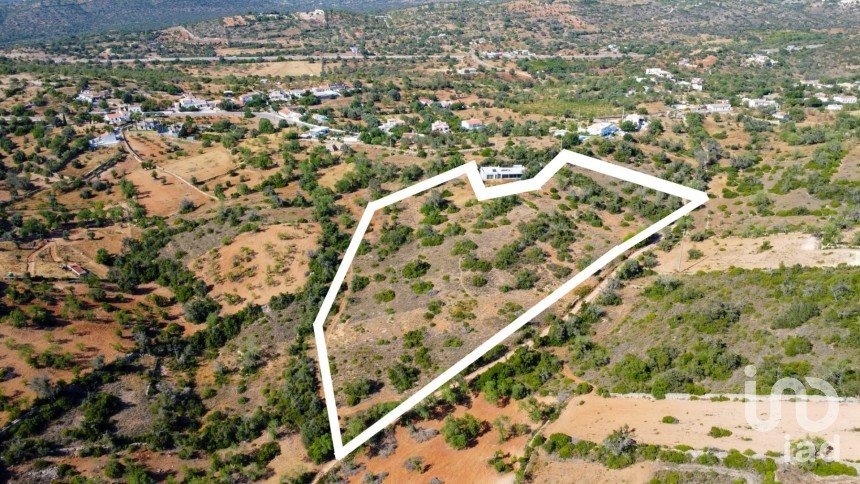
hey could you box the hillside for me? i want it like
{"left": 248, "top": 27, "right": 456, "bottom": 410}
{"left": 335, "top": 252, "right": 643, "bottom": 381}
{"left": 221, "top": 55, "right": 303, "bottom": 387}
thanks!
{"left": 0, "top": 0, "right": 447, "bottom": 46}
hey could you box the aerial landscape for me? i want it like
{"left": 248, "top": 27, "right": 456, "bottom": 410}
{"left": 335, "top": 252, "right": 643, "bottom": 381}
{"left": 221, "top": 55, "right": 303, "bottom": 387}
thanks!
{"left": 0, "top": 0, "right": 858, "bottom": 482}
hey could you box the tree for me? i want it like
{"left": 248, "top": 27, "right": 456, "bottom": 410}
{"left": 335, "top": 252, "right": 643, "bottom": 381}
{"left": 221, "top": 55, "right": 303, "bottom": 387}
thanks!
{"left": 441, "top": 413, "right": 482, "bottom": 449}
{"left": 258, "top": 118, "right": 276, "bottom": 134}
{"left": 183, "top": 297, "right": 220, "bottom": 324}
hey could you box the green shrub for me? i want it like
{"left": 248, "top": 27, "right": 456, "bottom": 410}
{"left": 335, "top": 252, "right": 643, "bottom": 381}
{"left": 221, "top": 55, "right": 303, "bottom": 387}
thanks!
{"left": 402, "top": 260, "right": 430, "bottom": 279}
{"left": 784, "top": 336, "right": 813, "bottom": 356}
{"left": 374, "top": 290, "right": 396, "bottom": 303}
{"left": 661, "top": 416, "right": 678, "bottom": 424}
{"left": 441, "top": 413, "right": 482, "bottom": 450}
{"left": 708, "top": 426, "right": 732, "bottom": 438}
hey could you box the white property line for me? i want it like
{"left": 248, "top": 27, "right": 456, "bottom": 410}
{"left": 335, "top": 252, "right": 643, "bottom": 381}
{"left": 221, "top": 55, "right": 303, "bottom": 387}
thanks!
{"left": 312, "top": 149, "right": 709, "bottom": 459}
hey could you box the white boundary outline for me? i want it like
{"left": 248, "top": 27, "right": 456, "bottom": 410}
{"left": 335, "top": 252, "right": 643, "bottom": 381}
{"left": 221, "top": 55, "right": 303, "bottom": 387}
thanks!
{"left": 312, "top": 149, "right": 708, "bottom": 459}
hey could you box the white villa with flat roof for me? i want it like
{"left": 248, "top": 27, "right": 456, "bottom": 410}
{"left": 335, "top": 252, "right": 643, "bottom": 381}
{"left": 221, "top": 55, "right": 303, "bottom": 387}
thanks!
{"left": 479, "top": 165, "right": 525, "bottom": 181}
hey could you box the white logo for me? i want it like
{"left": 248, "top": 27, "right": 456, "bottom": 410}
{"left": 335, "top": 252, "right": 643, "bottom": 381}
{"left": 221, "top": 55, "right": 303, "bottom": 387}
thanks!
{"left": 744, "top": 365, "right": 842, "bottom": 465}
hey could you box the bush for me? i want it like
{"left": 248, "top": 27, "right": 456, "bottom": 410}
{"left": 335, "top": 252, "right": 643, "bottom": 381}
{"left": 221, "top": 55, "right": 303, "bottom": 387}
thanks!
{"left": 707, "top": 426, "right": 732, "bottom": 438}
{"left": 402, "top": 260, "right": 430, "bottom": 279}
{"left": 374, "top": 290, "right": 396, "bottom": 303}
{"left": 772, "top": 301, "right": 819, "bottom": 329}
{"left": 784, "top": 336, "right": 813, "bottom": 356}
{"left": 351, "top": 275, "right": 370, "bottom": 292}
{"left": 183, "top": 297, "right": 220, "bottom": 324}
{"left": 441, "top": 413, "right": 482, "bottom": 449}
{"left": 387, "top": 362, "right": 420, "bottom": 392}
{"left": 661, "top": 416, "right": 678, "bottom": 424}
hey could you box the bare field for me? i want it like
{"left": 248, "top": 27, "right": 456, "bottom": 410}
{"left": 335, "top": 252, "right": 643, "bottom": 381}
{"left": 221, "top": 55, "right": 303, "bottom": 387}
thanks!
{"left": 656, "top": 233, "right": 860, "bottom": 273}
{"left": 192, "top": 223, "right": 318, "bottom": 312}
{"left": 543, "top": 393, "right": 860, "bottom": 460}
{"left": 352, "top": 396, "right": 533, "bottom": 483}
{"left": 160, "top": 145, "right": 234, "bottom": 183}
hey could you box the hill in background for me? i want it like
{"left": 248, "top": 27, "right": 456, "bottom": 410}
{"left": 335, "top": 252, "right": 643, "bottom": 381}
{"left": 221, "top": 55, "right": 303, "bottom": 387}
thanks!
{"left": 0, "top": 0, "right": 445, "bottom": 46}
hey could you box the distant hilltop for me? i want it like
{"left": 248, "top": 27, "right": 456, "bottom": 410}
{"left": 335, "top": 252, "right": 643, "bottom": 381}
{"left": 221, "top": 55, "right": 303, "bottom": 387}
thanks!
{"left": 0, "top": 0, "right": 444, "bottom": 46}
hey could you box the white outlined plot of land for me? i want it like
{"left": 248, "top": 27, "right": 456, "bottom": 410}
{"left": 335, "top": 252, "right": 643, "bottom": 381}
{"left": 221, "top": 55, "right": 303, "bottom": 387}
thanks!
{"left": 312, "top": 149, "right": 708, "bottom": 459}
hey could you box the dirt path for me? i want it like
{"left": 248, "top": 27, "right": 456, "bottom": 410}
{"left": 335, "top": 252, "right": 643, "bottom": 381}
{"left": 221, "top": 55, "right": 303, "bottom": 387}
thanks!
{"left": 121, "top": 127, "right": 218, "bottom": 202}
{"left": 657, "top": 233, "right": 859, "bottom": 274}
{"left": 543, "top": 393, "right": 860, "bottom": 461}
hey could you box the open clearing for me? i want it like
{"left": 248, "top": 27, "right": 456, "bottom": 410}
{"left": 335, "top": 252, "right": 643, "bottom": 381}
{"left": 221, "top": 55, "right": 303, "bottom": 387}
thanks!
{"left": 192, "top": 223, "right": 318, "bottom": 312}
{"left": 161, "top": 145, "right": 234, "bottom": 183}
{"left": 543, "top": 393, "right": 860, "bottom": 460}
{"left": 656, "top": 233, "right": 860, "bottom": 273}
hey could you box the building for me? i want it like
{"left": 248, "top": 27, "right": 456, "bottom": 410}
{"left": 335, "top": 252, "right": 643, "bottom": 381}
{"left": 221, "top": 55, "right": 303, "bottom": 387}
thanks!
{"left": 89, "top": 132, "right": 121, "bottom": 148}
{"left": 419, "top": 98, "right": 435, "bottom": 106}
{"left": 312, "top": 114, "right": 329, "bottom": 124}
{"left": 622, "top": 114, "right": 647, "bottom": 131}
{"left": 66, "top": 264, "right": 88, "bottom": 277}
{"left": 174, "top": 95, "right": 212, "bottom": 112}
{"left": 706, "top": 102, "right": 732, "bottom": 113}
{"left": 380, "top": 118, "right": 406, "bottom": 134}
{"left": 479, "top": 165, "right": 525, "bottom": 181}
{"left": 826, "top": 104, "right": 844, "bottom": 112}
{"left": 457, "top": 67, "right": 478, "bottom": 75}
{"left": 586, "top": 122, "right": 619, "bottom": 137}
{"left": 311, "top": 87, "right": 340, "bottom": 99}
{"left": 745, "top": 54, "right": 776, "bottom": 66}
{"left": 645, "top": 68, "right": 673, "bottom": 79}
{"left": 104, "top": 111, "right": 130, "bottom": 125}
{"left": 300, "top": 126, "right": 330, "bottom": 139}
{"left": 431, "top": 120, "right": 450, "bottom": 133}
{"left": 833, "top": 95, "right": 857, "bottom": 104}
{"left": 461, "top": 118, "right": 484, "bottom": 131}
{"left": 268, "top": 90, "right": 290, "bottom": 102}
{"left": 691, "top": 78, "right": 704, "bottom": 91}
{"left": 745, "top": 98, "right": 780, "bottom": 109}
{"left": 278, "top": 107, "right": 301, "bottom": 122}
{"left": 76, "top": 89, "right": 106, "bottom": 103}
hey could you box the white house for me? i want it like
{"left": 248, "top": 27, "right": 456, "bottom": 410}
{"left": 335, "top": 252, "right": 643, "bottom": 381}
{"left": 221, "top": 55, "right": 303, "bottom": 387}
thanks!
{"left": 127, "top": 105, "right": 143, "bottom": 114}
{"left": 479, "top": 165, "right": 525, "bottom": 181}
{"left": 300, "top": 126, "right": 330, "bottom": 139}
{"left": 380, "top": 118, "right": 406, "bottom": 134}
{"left": 278, "top": 107, "right": 301, "bottom": 121}
{"left": 268, "top": 90, "right": 290, "bottom": 102}
{"left": 311, "top": 87, "right": 340, "bottom": 99}
{"left": 826, "top": 104, "right": 844, "bottom": 112}
{"left": 746, "top": 54, "right": 776, "bottom": 66}
{"left": 89, "top": 132, "right": 121, "bottom": 148}
{"left": 706, "top": 102, "right": 732, "bottom": 113}
{"left": 833, "top": 95, "right": 857, "bottom": 104}
{"left": 76, "top": 90, "right": 106, "bottom": 104}
{"left": 691, "top": 78, "right": 704, "bottom": 91}
{"left": 431, "top": 120, "right": 450, "bottom": 133}
{"left": 622, "top": 114, "right": 647, "bottom": 131}
{"left": 104, "top": 111, "right": 130, "bottom": 125}
{"left": 312, "top": 114, "right": 329, "bottom": 124}
{"left": 645, "top": 68, "right": 673, "bottom": 79}
{"left": 174, "top": 95, "right": 212, "bottom": 112}
{"left": 586, "top": 122, "right": 619, "bottom": 137}
{"left": 457, "top": 67, "right": 478, "bottom": 76}
{"left": 745, "top": 98, "right": 779, "bottom": 109}
{"left": 461, "top": 118, "right": 484, "bottom": 131}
